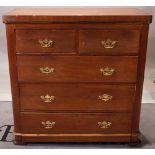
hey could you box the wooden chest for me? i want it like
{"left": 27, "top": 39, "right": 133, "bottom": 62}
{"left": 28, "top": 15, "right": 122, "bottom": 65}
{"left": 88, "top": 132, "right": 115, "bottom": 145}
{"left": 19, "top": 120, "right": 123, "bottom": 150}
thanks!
{"left": 3, "top": 8, "right": 152, "bottom": 145}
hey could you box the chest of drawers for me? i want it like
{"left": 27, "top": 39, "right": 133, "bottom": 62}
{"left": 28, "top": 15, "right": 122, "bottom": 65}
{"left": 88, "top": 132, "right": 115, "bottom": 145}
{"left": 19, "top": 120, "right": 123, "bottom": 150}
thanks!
{"left": 3, "top": 8, "right": 152, "bottom": 145}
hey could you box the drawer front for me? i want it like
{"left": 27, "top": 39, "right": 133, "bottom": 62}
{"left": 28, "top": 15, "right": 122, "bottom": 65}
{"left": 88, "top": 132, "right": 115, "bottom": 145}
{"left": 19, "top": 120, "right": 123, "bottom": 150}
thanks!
{"left": 17, "top": 56, "right": 138, "bottom": 82}
{"left": 79, "top": 30, "right": 140, "bottom": 55}
{"left": 20, "top": 84, "right": 135, "bottom": 112}
{"left": 16, "top": 30, "right": 76, "bottom": 53}
{"left": 20, "top": 113, "right": 132, "bottom": 134}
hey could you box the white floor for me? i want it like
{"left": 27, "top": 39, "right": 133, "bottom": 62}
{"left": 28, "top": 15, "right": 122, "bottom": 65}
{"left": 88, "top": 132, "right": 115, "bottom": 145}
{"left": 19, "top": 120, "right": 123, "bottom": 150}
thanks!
{"left": 0, "top": 51, "right": 155, "bottom": 103}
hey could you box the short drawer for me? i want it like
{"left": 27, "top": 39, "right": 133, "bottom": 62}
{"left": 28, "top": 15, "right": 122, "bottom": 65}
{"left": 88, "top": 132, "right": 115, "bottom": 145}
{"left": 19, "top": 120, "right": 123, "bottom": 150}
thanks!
{"left": 20, "top": 113, "right": 132, "bottom": 134}
{"left": 79, "top": 30, "right": 140, "bottom": 55}
{"left": 16, "top": 29, "right": 76, "bottom": 54}
{"left": 17, "top": 56, "right": 138, "bottom": 83}
{"left": 20, "top": 84, "right": 135, "bottom": 112}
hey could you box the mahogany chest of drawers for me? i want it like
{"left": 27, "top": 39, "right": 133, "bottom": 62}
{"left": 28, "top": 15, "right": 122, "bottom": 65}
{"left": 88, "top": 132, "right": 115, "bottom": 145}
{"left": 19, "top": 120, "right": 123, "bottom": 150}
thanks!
{"left": 3, "top": 8, "right": 152, "bottom": 145}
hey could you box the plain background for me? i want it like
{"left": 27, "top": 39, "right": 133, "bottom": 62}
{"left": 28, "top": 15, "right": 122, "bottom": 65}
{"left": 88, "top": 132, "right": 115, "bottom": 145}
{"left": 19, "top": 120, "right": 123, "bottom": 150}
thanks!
{"left": 0, "top": 6, "right": 155, "bottom": 102}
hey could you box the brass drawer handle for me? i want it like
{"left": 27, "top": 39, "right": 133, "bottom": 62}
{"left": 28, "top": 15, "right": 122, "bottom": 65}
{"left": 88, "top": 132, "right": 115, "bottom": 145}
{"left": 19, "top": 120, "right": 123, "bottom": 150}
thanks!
{"left": 100, "top": 67, "right": 115, "bottom": 76}
{"left": 98, "top": 121, "right": 112, "bottom": 129}
{"left": 98, "top": 94, "right": 113, "bottom": 102}
{"left": 40, "top": 67, "right": 54, "bottom": 74}
{"left": 41, "top": 121, "right": 55, "bottom": 129}
{"left": 101, "top": 39, "right": 117, "bottom": 49}
{"left": 38, "top": 38, "right": 54, "bottom": 48}
{"left": 40, "top": 94, "right": 56, "bottom": 103}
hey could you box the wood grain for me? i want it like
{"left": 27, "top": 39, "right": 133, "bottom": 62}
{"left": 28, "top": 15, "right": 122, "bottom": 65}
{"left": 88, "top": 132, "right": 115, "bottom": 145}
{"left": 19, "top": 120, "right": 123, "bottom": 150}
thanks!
{"left": 17, "top": 56, "right": 138, "bottom": 83}
{"left": 15, "top": 133, "right": 132, "bottom": 143}
{"left": 79, "top": 29, "right": 140, "bottom": 55}
{"left": 3, "top": 8, "right": 152, "bottom": 23}
{"left": 3, "top": 8, "right": 152, "bottom": 144}
{"left": 20, "top": 83, "right": 135, "bottom": 112}
{"left": 131, "top": 24, "right": 150, "bottom": 142}
{"left": 20, "top": 112, "right": 132, "bottom": 134}
{"left": 16, "top": 29, "right": 76, "bottom": 53}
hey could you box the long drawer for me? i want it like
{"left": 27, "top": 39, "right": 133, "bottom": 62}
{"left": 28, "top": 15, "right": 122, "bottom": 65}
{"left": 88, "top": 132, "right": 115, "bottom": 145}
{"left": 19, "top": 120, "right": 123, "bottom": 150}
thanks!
{"left": 20, "top": 112, "right": 132, "bottom": 134}
{"left": 17, "top": 56, "right": 138, "bottom": 82}
{"left": 20, "top": 83, "right": 135, "bottom": 112}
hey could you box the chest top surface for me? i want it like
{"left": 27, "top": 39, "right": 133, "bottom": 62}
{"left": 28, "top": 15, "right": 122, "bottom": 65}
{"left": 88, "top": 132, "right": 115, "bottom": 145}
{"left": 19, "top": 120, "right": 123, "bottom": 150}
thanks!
{"left": 3, "top": 8, "right": 152, "bottom": 24}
